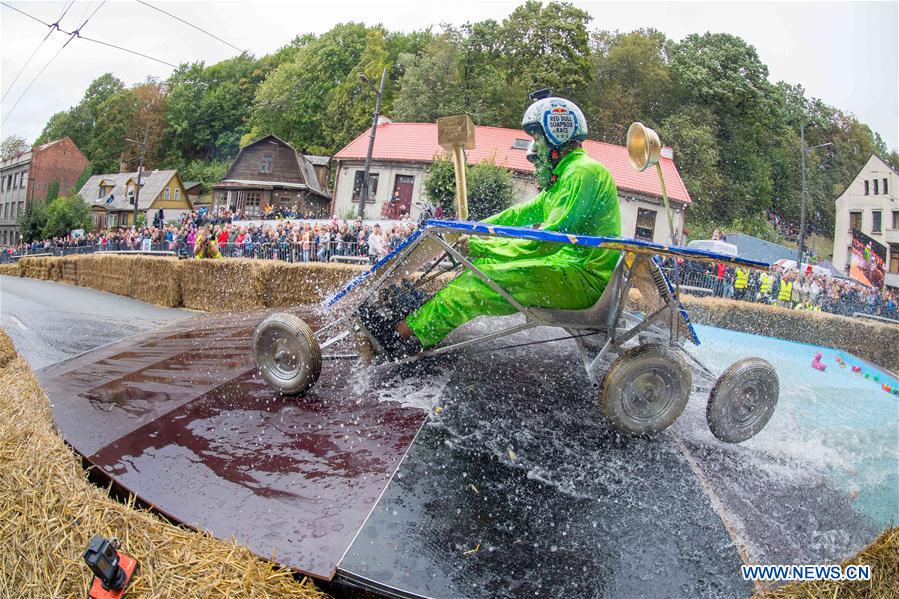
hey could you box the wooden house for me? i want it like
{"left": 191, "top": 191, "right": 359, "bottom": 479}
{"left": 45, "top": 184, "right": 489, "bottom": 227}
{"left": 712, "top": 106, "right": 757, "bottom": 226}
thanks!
{"left": 212, "top": 135, "right": 330, "bottom": 217}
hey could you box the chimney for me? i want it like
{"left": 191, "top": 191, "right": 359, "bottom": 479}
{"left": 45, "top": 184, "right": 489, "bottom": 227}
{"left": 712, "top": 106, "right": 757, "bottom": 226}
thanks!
{"left": 661, "top": 146, "right": 674, "bottom": 160}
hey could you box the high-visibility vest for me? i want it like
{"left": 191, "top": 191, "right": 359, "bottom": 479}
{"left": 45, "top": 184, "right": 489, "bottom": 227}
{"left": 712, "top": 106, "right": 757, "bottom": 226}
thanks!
{"left": 778, "top": 280, "right": 793, "bottom": 302}
{"left": 734, "top": 268, "right": 749, "bottom": 289}
{"left": 760, "top": 272, "right": 773, "bottom": 294}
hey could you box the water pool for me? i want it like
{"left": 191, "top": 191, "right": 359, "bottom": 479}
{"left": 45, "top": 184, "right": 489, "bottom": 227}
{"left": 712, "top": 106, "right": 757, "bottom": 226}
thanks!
{"left": 686, "top": 324, "right": 898, "bottom": 530}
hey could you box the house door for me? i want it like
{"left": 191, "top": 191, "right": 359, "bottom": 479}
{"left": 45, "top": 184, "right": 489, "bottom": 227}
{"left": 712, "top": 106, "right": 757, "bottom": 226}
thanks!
{"left": 390, "top": 175, "right": 414, "bottom": 219}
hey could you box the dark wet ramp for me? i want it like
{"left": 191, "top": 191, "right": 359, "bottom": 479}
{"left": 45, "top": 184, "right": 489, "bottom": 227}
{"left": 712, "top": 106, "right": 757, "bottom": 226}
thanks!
{"left": 337, "top": 341, "right": 754, "bottom": 598}
{"left": 38, "top": 310, "right": 427, "bottom": 579}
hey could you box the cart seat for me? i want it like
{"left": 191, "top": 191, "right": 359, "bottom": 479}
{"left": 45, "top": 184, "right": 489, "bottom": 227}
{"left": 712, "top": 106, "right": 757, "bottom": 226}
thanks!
{"left": 529, "top": 257, "right": 626, "bottom": 329}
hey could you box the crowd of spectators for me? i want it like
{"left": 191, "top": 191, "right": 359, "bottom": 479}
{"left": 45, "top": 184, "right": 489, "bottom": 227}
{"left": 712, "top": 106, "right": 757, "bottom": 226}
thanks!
{"left": 0, "top": 211, "right": 421, "bottom": 265}
{"left": 3, "top": 210, "right": 896, "bottom": 322}
{"left": 663, "top": 258, "right": 898, "bottom": 321}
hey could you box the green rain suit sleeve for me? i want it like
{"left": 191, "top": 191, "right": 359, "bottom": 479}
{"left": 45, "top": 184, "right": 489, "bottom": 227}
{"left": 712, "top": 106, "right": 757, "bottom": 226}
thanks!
{"left": 467, "top": 158, "right": 616, "bottom": 263}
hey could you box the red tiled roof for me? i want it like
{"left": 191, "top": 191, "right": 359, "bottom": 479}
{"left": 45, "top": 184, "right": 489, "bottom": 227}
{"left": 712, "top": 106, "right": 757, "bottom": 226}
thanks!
{"left": 334, "top": 122, "right": 692, "bottom": 204}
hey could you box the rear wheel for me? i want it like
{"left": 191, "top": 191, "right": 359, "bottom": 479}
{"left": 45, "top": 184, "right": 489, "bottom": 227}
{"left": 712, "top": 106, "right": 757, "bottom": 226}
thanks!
{"left": 707, "top": 358, "right": 778, "bottom": 443}
{"left": 600, "top": 344, "right": 691, "bottom": 436}
{"left": 253, "top": 313, "right": 321, "bottom": 395}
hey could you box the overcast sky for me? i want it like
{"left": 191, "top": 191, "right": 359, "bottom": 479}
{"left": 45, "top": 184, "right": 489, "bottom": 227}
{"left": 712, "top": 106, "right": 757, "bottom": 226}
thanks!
{"left": 2, "top": 0, "right": 897, "bottom": 150}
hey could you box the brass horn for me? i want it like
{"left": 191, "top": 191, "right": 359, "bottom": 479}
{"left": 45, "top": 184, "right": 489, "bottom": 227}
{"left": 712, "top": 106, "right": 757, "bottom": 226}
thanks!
{"left": 626, "top": 122, "right": 662, "bottom": 172}
{"left": 627, "top": 121, "right": 677, "bottom": 246}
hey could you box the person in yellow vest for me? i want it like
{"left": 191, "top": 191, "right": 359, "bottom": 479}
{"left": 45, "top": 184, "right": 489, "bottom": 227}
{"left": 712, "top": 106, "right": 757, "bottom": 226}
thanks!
{"left": 733, "top": 267, "right": 749, "bottom": 300}
{"left": 759, "top": 271, "right": 774, "bottom": 303}
{"left": 194, "top": 230, "right": 222, "bottom": 259}
{"left": 777, "top": 274, "right": 793, "bottom": 308}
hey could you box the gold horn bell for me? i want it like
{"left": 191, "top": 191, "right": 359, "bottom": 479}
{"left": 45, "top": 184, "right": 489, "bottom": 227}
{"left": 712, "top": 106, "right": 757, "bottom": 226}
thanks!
{"left": 626, "top": 122, "right": 661, "bottom": 172}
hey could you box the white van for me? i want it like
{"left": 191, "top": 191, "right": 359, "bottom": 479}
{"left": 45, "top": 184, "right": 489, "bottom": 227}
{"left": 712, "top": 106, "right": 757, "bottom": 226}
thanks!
{"left": 686, "top": 239, "right": 739, "bottom": 258}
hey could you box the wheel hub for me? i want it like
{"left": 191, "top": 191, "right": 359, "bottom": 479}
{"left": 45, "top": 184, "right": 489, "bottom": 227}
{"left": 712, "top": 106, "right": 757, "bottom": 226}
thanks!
{"left": 622, "top": 368, "right": 675, "bottom": 422}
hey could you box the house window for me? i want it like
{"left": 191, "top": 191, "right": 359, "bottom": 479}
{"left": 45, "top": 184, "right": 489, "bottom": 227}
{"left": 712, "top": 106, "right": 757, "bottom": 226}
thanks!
{"left": 98, "top": 187, "right": 104, "bottom": 199}
{"left": 884, "top": 178, "right": 889, "bottom": 195}
{"left": 873, "top": 179, "right": 879, "bottom": 195}
{"left": 260, "top": 153, "right": 273, "bottom": 173}
{"left": 1, "top": 176, "right": 5, "bottom": 192}
{"left": 893, "top": 211, "right": 899, "bottom": 230}
{"left": 163, "top": 187, "right": 170, "bottom": 200}
{"left": 872, "top": 210, "right": 882, "bottom": 233}
{"left": 127, "top": 189, "right": 135, "bottom": 205}
{"left": 353, "top": 170, "right": 378, "bottom": 203}
{"left": 864, "top": 180, "right": 869, "bottom": 195}
{"left": 13, "top": 173, "right": 19, "bottom": 189}
{"left": 849, "top": 211, "right": 862, "bottom": 231}
{"left": 512, "top": 138, "right": 530, "bottom": 150}
{"left": 890, "top": 244, "right": 899, "bottom": 274}
{"left": 245, "top": 191, "right": 262, "bottom": 216}
{"left": 174, "top": 188, "right": 180, "bottom": 201}
{"left": 635, "top": 207, "right": 657, "bottom": 241}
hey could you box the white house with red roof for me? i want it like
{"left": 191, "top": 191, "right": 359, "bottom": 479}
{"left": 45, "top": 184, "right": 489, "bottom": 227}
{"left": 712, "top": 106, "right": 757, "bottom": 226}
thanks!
{"left": 331, "top": 120, "right": 693, "bottom": 244}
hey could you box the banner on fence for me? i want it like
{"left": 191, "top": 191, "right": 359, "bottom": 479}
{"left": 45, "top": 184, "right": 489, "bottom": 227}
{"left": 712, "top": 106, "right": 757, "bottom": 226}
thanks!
{"left": 849, "top": 228, "right": 886, "bottom": 289}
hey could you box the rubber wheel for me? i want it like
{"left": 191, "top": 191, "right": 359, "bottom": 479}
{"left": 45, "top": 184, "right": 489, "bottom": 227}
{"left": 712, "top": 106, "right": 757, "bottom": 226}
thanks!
{"left": 707, "top": 358, "right": 778, "bottom": 443}
{"left": 253, "top": 313, "right": 321, "bottom": 395}
{"left": 600, "top": 344, "right": 692, "bottom": 436}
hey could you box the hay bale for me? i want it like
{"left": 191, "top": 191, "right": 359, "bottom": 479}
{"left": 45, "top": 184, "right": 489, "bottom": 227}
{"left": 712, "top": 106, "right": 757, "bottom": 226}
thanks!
{"left": 96, "top": 255, "right": 135, "bottom": 296}
{"left": 47, "top": 256, "right": 63, "bottom": 281}
{"left": 760, "top": 527, "right": 898, "bottom": 598}
{"left": 58, "top": 255, "right": 80, "bottom": 285}
{"left": 128, "top": 256, "right": 182, "bottom": 307}
{"left": 75, "top": 254, "right": 105, "bottom": 289}
{"left": 19, "top": 256, "right": 50, "bottom": 280}
{"left": 0, "top": 338, "right": 328, "bottom": 598}
{"left": 0, "top": 331, "right": 15, "bottom": 369}
{"left": 0, "top": 263, "right": 19, "bottom": 277}
{"left": 255, "top": 261, "right": 364, "bottom": 307}
{"left": 180, "top": 258, "right": 262, "bottom": 312}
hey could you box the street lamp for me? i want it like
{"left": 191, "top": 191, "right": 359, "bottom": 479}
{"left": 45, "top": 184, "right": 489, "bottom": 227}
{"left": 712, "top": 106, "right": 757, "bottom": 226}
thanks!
{"left": 796, "top": 123, "right": 833, "bottom": 265}
{"left": 357, "top": 67, "right": 387, "bottom": 219}
{"left": 125, "top": 126, "right": 149, "bottom": 229}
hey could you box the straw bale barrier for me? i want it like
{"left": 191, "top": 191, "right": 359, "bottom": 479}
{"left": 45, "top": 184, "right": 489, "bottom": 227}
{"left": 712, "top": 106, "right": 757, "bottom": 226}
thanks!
{"left": 0, "top": 262, "right": 19, "bottom": 277}
{"left": 179, "top": 258, "right": 265, "bottom": 312}
{"left": 8, "top": 255, "right": 896, "bottom": 370}
{"left": 128, "top": 256, "right": 182, "bottom": 307}
{"left": 0, "top": 331, "right": 328, "bottom": 598}
{"left": 254, "top": 260, "right": 362, "bottom": 307}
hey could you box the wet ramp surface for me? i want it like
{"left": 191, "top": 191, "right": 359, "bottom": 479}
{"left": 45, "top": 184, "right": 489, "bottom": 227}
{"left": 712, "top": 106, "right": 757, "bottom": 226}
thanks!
{"left": 36, "top": 310, "right": 896, "bottom": 596}
{"left": 39, "top": 310, "right": 427, "bottom": 579}
{"left": 337, "top": 343, "right": 754, "bottom": 598}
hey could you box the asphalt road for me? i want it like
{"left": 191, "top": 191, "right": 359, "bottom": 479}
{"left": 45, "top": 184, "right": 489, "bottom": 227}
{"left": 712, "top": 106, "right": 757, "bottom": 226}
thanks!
{"left": 0, "top": 276, "right": 192, "bottom": 370}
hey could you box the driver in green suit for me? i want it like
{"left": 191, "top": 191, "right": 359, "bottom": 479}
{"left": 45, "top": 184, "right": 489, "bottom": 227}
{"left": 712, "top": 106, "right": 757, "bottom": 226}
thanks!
{"left": 396, "top": 94, "right": 622, "bottom": 350}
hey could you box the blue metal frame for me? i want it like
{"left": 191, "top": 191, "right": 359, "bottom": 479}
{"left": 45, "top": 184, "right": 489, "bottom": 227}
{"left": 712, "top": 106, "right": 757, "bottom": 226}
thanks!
{"left": 325, "top": 220, "right": 768, "bottom": 309}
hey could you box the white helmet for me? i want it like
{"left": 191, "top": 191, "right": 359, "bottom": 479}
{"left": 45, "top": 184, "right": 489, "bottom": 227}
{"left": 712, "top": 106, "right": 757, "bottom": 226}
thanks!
{"left": 521, "top": 96, "right": 588, "bottom": 149}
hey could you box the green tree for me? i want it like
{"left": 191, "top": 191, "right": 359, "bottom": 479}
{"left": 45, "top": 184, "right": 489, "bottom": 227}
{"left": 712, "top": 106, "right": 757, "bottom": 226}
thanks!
{"left": 1, "top": 134, "right": 29, "bottom": 160}
{"left": 45, "top": 181, "right": 60, "bottom": 202}
{"left": 41, "top": 195, "right": 93, "bottom": 238}
{"left": 18, "top": 201, "right": 49, "bottom": 243}
{"left": 423, "top": 154, "right": 515, "bottom": 219}
{"left": 36, "top": 74, "right": 126, "bottom": 156}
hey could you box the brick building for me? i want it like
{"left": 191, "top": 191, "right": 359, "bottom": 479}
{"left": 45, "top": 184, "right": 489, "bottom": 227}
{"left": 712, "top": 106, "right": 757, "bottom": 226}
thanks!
{"left": 0, "top": 137, "right": 89, "bottom": 246}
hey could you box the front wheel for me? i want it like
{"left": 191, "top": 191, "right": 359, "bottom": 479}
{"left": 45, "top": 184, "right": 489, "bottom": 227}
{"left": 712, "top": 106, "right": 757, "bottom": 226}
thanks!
{"left": 253, "top": 313, "right": 321, "bottom": 395}
{"left": 707, "top": 358, "right": 778, "bottom": 443}
{"left": 600, "top": 344, "right": 692, "bottom": 436}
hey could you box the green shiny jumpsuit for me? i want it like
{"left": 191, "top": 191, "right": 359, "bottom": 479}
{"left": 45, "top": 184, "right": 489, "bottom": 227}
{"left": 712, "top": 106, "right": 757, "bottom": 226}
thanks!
{"left": 406, "top": 148, "right": 622, "bottom": 347}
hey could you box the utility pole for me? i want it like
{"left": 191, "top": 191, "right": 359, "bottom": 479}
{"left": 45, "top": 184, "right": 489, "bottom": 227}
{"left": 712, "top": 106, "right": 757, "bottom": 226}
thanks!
{"left": 796, "top": 123, "right": 833, "bottom": 266}
{"left": 126, "top": 126, "right": 149, "bottom": 228}
{"left": 357, "top": 67, "right": 387, "bottom": 219}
